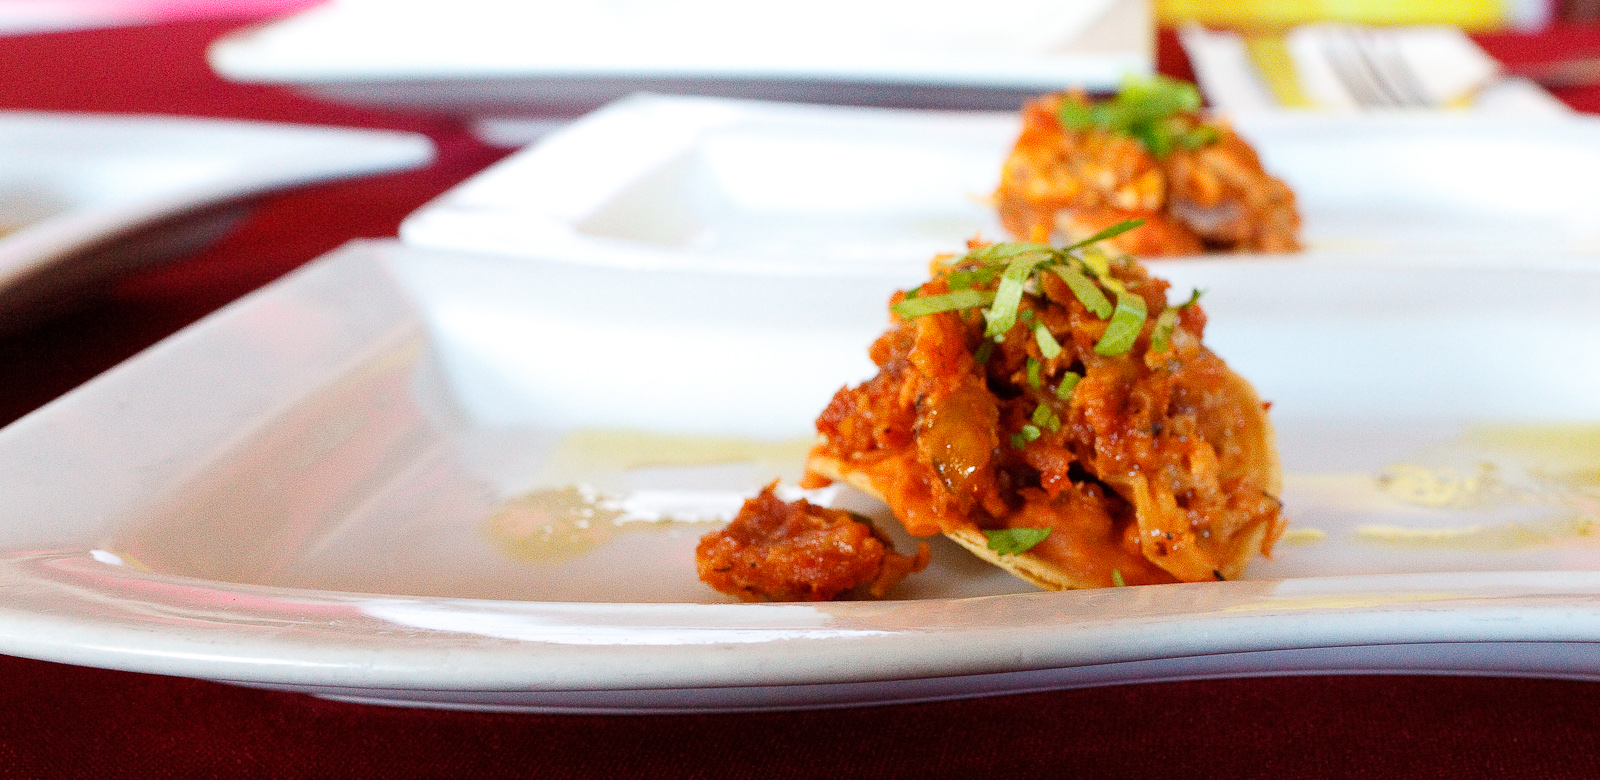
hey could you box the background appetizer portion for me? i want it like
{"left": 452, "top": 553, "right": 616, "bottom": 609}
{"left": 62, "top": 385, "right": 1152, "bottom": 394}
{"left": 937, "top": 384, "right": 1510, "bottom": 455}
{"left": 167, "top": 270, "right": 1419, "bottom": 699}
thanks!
{"left": 995, "top": 76, "right": 1301, "bottom": 255}
{"left": 402, "top": 92, "right": 1600, "bottom": 276}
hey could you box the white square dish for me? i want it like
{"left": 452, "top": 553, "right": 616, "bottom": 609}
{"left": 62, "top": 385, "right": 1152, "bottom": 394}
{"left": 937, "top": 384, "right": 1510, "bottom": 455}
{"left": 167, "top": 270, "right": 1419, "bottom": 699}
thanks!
{"left": 400, "top": 95, "right": 1600, "bottom": 277}
{"left": 3, "top": 239, "right": 1600, "bottom": 712}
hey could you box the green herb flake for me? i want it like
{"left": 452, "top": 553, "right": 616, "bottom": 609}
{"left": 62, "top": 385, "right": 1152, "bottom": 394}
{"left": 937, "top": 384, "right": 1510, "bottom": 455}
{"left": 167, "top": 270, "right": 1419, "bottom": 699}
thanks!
{"left": 1025, "top": 358, "right": 1042, "bottom": 389}
{"left": 1093, "top": 290, "right": 1149, "bottom": 356}
{"left": 891, "top": 289, "right": 997, "bottom": 319}
{"left": 1057, "top": 98, "right": 1094, "bottom": 132}
{"left": 1058, "top": 75, "right": 1215, "bottom": 158}
{"left": 965, "top": 242, "right": 1052, "bottom": 266}
{"left": 1049, "top": 265, "right": 1113, "bottom": 319}
{"left": 1031, "top": 403, "right": 1061, "bottom": 433}
{"left": 1180, "top": 125, "right": 1220, "bottom": 150}
{"left": 973, "top": 340, "right": 994, "bottom": 364}
{"left": 1056, "top": 371, "right": 1081, "bottom": 400}
{"left": 1180, "top": 287, "right": 1204, "bottom": 309}
{"left": 1079, "top": 247, "right": 1112, "bottom": 279}
{"left": 1062, "top": 218, "right": 1145, "bottom": 253}
{"left": 1111, "top": 569, "right": 1126, "bottom": 587}
{"left": 984, "top": 253, "right": 1050, "bottom": 338}
{"left": 984, "top": 527, "right": 1052, "bottom": 556}
{"left": 946, "top": 265, "right": 1002, "bottom": 291}
{"left": 1010, "top": 424, "right": 1043, "bottom": 449}
{"left": 1149, "top": 307, "right": 1181, "bottom": 354}
{"left": 1033, "top": 323, "right": 1063, "bottom": 359}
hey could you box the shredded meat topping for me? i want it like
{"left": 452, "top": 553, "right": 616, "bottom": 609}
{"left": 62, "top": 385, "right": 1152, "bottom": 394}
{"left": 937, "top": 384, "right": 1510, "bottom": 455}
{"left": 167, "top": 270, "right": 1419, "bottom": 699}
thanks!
{"left": 804, "top": 243, "right": 1284, "bottom": 587}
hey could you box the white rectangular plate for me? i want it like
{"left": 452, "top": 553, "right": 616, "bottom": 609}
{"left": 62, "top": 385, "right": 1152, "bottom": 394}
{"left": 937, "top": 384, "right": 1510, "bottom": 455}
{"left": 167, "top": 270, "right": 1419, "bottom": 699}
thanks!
{"left": 0, "top": 111, "right": 433, "bottom": 331}
{"left": 207, "top": 0, "right": 1151, "bottom": 117}
{"left": 3, "top": 239, "right": 1600, "bottom": 713}
{"left": 400, "top": 95, "right": 1600, "bottom": 278}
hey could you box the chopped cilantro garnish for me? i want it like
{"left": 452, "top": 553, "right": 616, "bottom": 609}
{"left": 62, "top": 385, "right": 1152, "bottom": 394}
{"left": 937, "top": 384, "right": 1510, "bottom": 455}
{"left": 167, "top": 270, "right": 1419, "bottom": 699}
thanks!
{"left": 1010, "top": 424, "right": 1042, "bottom": 449}
{"left": 964, "top": 242, "right": 1053, "bottom": 265}
{"left": 1079, "top": 246, "right": 1112, "bottom": 279}
{"left": 1057, "top": 75, "right": 1217, "bottom": 158}
{"left": 1149, "top": 307, "right": 1180, "bottom": 354}
{"left": 1056, "top": 371, "right": 1081, "bottom": 400}
{"left": 1180, "top": 125, "right": 1220, "bottom": 150}
{"left": 1149, "top": 289, "right": 1200, "bottom": 353}
{"left": 946, "top": 265, "right": 1003, "bottom": 290}
{"left": 984, "top": 253, "right": 1050, "bottom": 338}
{"left": 984, "top": 527, "right": 1052, "bottom": 556}
{"left": 892, "top": 289, "right": 996, "bottom": 319}
{"left": 1049, "top": 265, "right": 1113, "bottom": 319}
{"left": 1031, "top": 403, "right": 1061, "bottom": 433}
{"left": 1093, "top": 290, "right": 1148, "bottom": 356}
{"left": 911, "top": 228, "right": 1156, "bottom": 371}
{"left": 1062, "top": 218, "right": 1146, "bottom": 253}
{"left": 1034, "top": 324, "right": 1062, "bottom": 359}
{"left": 1111, "top": 569, "right": 1126, "bottom": 587}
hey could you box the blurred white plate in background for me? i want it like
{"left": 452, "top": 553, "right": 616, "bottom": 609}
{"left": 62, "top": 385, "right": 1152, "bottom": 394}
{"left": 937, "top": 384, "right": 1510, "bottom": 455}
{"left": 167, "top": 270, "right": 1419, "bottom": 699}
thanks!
{"left": 0, "top": 112, "right": 433, "bottom": 332}
{"left": 207, "top": 0, "right": 1152, "bottom": 124}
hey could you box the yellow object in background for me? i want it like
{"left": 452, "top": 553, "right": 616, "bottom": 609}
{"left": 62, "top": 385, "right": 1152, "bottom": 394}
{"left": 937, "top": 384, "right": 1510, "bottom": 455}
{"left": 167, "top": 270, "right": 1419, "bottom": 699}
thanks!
{"left": 1156, "top": 0, "right": 1508, "bottom": 31}
{"left": 1240, "top": 34, "right": 1315, "bottom": 107}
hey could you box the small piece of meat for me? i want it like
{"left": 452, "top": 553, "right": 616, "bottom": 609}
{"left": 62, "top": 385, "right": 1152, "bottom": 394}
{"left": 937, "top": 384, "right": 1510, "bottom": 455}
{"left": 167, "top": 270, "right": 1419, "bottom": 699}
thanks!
{"left": 696, "top": 484, "right": 930, "bottom": 602}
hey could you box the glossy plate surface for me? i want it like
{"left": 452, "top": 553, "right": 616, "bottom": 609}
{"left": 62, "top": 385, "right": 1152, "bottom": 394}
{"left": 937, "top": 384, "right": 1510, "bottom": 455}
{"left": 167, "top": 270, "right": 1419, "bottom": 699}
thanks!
{"left": 2, "top": 239, "right": 1600, "bottom": 712}
{"left": 401, "top": 95, "right": 1600, "bottom": 279}
{"left": 0, "top": 111, "right": 433, "bottom": 330}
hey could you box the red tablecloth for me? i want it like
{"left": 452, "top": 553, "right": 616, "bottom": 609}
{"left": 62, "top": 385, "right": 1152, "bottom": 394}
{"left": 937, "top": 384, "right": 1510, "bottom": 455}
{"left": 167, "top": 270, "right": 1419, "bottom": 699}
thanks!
{"left": 3, "top": 18, "right": 1600, "bottom": 780}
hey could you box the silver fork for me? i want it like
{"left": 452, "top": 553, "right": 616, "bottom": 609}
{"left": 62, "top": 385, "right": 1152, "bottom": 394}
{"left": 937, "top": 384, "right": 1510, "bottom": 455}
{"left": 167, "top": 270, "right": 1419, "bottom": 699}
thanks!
{"left": 1321, "top": 28, "right": 1433, "bottom": 109}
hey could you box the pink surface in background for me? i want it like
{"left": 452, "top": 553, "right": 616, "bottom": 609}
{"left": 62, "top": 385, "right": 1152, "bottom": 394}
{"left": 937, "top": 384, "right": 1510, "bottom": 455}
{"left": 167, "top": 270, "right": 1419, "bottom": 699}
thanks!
{"left": 0, "top": 0, "right": 322, "bottom": 32}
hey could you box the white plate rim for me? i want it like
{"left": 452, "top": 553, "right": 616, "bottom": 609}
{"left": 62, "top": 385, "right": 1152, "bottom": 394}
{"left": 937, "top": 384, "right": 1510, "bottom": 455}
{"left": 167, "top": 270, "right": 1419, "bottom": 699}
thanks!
{"left": 4, "top": 241, "right": 1600, "bottom": 711}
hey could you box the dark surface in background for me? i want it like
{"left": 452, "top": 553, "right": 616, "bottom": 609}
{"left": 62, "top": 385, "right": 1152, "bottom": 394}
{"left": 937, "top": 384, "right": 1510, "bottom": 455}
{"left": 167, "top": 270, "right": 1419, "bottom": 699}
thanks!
{"left": 3, "top": 17, "right": 1600, "bottom": 780}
